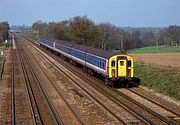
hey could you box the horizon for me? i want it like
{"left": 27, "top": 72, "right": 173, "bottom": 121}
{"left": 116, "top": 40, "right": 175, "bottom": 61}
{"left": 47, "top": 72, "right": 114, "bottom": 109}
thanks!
{"left": 9, "top": 23, "right": 171, "bottom": 29}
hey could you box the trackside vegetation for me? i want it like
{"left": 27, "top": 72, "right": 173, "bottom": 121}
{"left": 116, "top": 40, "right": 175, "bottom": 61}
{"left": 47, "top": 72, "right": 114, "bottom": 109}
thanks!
{"left": 135, "top": 64, "right": 180, "bottom": 101}
{"left": 0, "top": 22, "right": 9, "bottom": 43}
{"left": 0, "top": 21, "right": 9, "bottom": 59}
{"left": 30, "top": 16, "right": 180, "bottom": 51}
{"left": 0, "top": 45, "right": 5, "bottom": 54}
{"left": 128, "top": 45, "right": 180, "bottom": 54}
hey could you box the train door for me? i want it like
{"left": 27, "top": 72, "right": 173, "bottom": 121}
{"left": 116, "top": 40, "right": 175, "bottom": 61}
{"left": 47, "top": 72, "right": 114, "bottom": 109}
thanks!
{"left": 117, "top": 60, "right": 127, "bottom": 77}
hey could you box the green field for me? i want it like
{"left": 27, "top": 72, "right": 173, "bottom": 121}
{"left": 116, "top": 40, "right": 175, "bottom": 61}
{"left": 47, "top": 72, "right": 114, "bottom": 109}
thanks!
{"left": 128, "top": 45, "right": 180, "bottom": 54}
{"left": 135, "top": 64, "right": 180, "bottom": 101}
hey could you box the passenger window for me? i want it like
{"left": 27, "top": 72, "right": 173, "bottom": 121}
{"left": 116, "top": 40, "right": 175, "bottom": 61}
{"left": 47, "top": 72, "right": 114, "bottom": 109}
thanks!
{"left": 128, "top": 61, "right": 131, "bottom": 67}
{"left": 111, "top": 61, "right": 115, "bottom": 67}
{"left": 102, "top": 62, "right": 105, "bottom": 68}
{"left": 120, "top": 61, "right": 124, "bottom": 66}
{"left": 100, "top": 62, "right": 102, "bottom": 67}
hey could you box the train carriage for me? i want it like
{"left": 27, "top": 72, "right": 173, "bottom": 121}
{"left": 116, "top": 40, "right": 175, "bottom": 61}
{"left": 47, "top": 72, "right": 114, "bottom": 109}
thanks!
{"left": 40, "top": 38, "right": 137, "bottom": 86}
{"left": 40, "top": 38, "right": 55, "bottom": 49}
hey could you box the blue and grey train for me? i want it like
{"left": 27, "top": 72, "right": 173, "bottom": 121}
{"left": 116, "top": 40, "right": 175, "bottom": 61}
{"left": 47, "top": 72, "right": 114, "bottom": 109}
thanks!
{"left": 40, "top": 38, "right": 136, "bottom": 86}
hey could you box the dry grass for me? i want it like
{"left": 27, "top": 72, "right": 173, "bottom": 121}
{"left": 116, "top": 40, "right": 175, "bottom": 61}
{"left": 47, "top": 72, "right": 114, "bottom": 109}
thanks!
{"left": 135, "top": 64, "right": 180, "bottom": 101}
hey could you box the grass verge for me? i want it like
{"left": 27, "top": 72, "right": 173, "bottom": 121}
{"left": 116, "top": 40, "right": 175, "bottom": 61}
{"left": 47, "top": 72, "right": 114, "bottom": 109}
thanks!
{"left": 0, "top": 45, "right": 5, "bottom": 56}
{"left": 135, "top": 64, "right": 180, "bottom": 101}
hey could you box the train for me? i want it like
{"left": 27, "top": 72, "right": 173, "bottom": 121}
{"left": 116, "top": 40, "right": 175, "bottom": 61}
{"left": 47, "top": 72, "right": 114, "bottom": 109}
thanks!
{"left": 39, "top": 38, "right": 139, "bottom": 86}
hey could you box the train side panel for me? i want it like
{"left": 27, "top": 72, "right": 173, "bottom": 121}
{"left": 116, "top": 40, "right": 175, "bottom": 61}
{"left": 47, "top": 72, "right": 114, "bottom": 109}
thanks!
{"left": 85, "top": 53, "right": 108, "bottom": 77}
{"left": 40, "top": 39, "right": 54, "bottom": 50}
{"left": 54, "top": 42, "right": 108, "bottom": 76}
{"left": 55, "top": 42, "right": 86, "bottom": 65}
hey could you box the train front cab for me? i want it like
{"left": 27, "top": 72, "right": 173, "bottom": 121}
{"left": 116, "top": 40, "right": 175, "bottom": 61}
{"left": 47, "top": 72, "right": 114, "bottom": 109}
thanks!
{"left": 107, "top": 55, "right": 134, "bottom": 86}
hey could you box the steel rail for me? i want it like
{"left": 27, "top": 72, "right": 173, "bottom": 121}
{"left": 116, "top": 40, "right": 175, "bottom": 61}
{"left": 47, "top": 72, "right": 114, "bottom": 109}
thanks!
{"left": 21, "top": 46, "right": 64, "bottom": 125}
{"left": 127, "top": 88, "right": 180, "bottom": 118}
{"left": 18, "top": 47, "right": 43, "bottom": 125}
{"left": 113, "top": 87, "right": 179, "bottom": 125}
{"left": 22, "top": 39, "right": 87, "bottom": 125}
{"left": 11, "top": 49, "right": 15, "bottom": 125}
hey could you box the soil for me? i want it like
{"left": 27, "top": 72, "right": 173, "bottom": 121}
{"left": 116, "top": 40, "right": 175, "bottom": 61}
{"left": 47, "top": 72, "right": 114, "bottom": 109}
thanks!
{"left": 131, "top": 53, "right": 180, "bottom": 67}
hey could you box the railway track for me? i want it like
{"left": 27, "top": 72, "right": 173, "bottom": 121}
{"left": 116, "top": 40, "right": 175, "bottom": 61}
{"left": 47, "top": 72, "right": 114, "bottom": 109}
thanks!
{"left": 67, "top": 56, "right": 180, "bottom": 125}
{"left": 35, "top": 51, "right": 147, "bottom": 124}
{"left": 18, "top": 37, "right": 83, "bottom": 125}
{"left": 21, "top": 36, "right": 136, "bottom": 124}
{"left": 21, "top": 35, "right": 180, "bottom": 125}
{"left": 50, "top": 53, "right": 178, "bottom": 125}
{"left": 11, "top": 47, "right": 15, "bottom": 125}
{"left": 24, "top": 51, "right": 89, "bottom": 125}
{"left": 10, "top": 44, "right": 34, "bottom": 124}
{"left": 0, "top": 36, "right": 64, "bottom": 124}
{"left": 17, "top": 43, "right": 63, "bottom": 124}
{"left": 18, "top": 49, "right": 43, "bottom": 125}
{"left": 29, "top": 51, "right": 128, "bottom": 124}
{"left": 125, "top": 88, "right": 180, "bottom": 120}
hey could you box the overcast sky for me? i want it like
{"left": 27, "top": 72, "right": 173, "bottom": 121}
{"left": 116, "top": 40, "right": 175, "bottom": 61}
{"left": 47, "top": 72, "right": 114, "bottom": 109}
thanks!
{"left": 0, "top": 0, "right": 180, "bottom": 27}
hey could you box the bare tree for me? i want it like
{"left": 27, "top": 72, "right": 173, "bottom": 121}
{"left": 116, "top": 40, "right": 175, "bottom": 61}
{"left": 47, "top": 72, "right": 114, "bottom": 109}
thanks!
{"left": 98, "top": 23, "right": 114, "bottom": 50}
{"left": 32, "top": 21, "right": 49, "bottom": 38}
{"left": 166, "top": 25, "right": 180, "bottom": 46}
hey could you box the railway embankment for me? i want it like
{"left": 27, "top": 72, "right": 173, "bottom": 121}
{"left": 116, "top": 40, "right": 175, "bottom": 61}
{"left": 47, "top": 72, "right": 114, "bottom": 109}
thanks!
{"left": 135, "top": 63, "right": 180, "bottom": 102}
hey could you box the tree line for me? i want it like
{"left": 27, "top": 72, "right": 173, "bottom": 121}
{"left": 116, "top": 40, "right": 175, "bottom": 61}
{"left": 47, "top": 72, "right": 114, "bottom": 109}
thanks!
{"left": 32, "top": 16, "right": 180, "bottom": 51}
{"left": 0, "top": 22, "right": 9, "bottom": 44}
